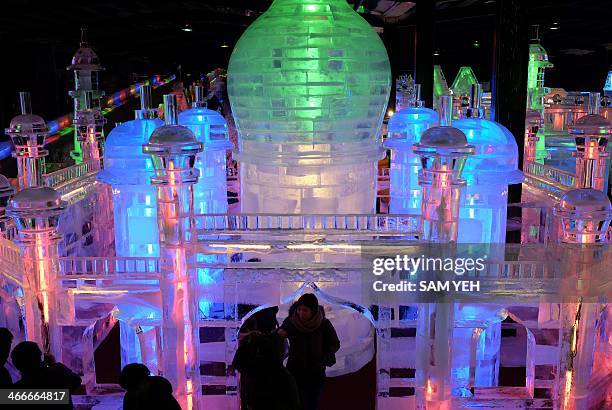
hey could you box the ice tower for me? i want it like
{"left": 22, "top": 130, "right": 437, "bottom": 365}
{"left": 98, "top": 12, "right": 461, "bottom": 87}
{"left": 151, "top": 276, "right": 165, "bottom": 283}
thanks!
{"left": 454, "top": 84, "right": 523, "bottom": 243}
{"left": 143, "top": 95, "right": 203, "bottom": 409}
{"left": 98, "top": 85, "right": 163, "bottom": 257}
{"left": 413, "top": 100, "right": 474, "bottom": 407}
{"left": 178, "top": 85, "right": 232, "bottom": 214}
{"left": 569, "top": 92, "right": 611, "bottom": 192}
{"left": 74, "top": 91, "right": 105, "bottom": 171}
{"left": 6, "top": 92, "right": 48, "bottom": 190}
{"left": 527, "top": 25, "right": 553, "bottom": 112}
{"left": 67, "top": 27, "right": 105, "bottom": 164}
{"left": 228, "top": 0, "right": 391, "bottom": 214}
{"left": 385, "top": 83, "right": 438, "bottom": 215}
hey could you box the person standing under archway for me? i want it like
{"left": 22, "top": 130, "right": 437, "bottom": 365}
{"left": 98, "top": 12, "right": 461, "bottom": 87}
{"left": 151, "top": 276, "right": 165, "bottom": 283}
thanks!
{"left": 278, "top": 293, "right": 340, "bottom": 410}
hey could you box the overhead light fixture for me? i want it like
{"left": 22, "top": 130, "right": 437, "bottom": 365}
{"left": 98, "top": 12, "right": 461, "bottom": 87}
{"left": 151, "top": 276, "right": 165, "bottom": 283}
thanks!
{"left": 549, "top": 26, "right": 559, "bottom": 30}
{"left": 433, "top": 51, "right": 440, "bottom": 56}
{"left": 220, "top": 42, "right": 229, "bottom": 48}
{"left": 181, "top": 24, "right": 192, "bottom": 32}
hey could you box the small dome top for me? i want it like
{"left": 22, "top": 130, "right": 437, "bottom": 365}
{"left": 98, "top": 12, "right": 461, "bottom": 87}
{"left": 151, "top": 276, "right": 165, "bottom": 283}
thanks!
{"left": 149, "top": 125, "right": 196, "bottom": 145}
{"left": 75, "top": 109, "right": 104, "bottom": 124}
{"left": 144, "top": 125, "right": 202, "bottom": 156}
{"left": 557, "top": 188, "right": 611, "bottom": 217}
{"left": 525, "top": 109, "right": 543, "bottom": 125}
{"left": 7, "top": 114, "right": 48, "bottom": 133}
{"left": 419, "top": 126, "right": 469, "bottom": 149}
{"left": 569, "top": 114, "right": 611, "bottom": 136}
{"left": 0, "top": 175, "right": 15, "bottom": 198}
{"left": 67, "top": 46, "right": 103, "bottom": 70}
{"left": 7, "top": 187, "right": 65, "bottom": 214}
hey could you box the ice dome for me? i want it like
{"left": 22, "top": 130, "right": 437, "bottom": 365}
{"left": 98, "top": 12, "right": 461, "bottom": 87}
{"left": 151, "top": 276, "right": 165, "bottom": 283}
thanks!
{"left": 228, "top": 0, "right": 391, "bottom": 148}
{"left": 98, "top": 119, "right": 163, "bottom": 186}
{"left": 454, "top": 117, "right": 522, "bottom": 186}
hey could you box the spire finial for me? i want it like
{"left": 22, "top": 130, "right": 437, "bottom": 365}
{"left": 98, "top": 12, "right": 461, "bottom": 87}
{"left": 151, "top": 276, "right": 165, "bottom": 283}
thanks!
{"left": 80, "top": 26, "right": 88, "bottom": 46}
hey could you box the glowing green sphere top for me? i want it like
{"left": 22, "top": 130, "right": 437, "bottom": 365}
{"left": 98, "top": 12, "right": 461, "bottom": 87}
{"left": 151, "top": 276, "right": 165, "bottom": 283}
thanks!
{"left": 228, "top": 0, "right": 391, "bottom": 148}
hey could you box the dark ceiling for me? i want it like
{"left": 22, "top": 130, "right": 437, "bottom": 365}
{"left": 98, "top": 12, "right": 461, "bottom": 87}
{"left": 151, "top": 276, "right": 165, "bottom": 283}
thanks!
{"left": 1, "top": 0, "right": 610, "bottom": 123}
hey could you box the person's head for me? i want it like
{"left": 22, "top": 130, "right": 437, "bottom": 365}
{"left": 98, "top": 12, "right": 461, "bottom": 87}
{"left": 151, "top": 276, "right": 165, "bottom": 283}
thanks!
{"left": 0, "top": 328, "right": 13, "bottom": 365}
{"left": 11, "top": 341, "right": 42, "bottom": 374}
{"left": 295, "top": 293, "right": 319, "bottom": 322}
{"left": 119, "top": 363, "right": 151, "bottom": 392}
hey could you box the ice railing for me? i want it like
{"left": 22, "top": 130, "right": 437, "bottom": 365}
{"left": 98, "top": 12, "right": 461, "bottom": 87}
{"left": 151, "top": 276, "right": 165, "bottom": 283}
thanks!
{"left": 0, "top": 237, "right": 24, "bottom": 286}
{"left": 524, "top": 160, "right": 576, "bottom": 196}
{"left": 193, "top": 213, "right": 421, "bottom": 238}
{"left": 57, "top": 256, "right": 161, "bottom": 280}
{"left": 43, "top": 161, "right": 98, "bottom": 188}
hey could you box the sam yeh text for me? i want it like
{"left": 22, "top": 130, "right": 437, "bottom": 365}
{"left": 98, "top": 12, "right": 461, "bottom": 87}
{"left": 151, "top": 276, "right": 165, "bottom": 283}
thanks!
{"left": 373, "top": 280, "right": 480, "bottom": 292}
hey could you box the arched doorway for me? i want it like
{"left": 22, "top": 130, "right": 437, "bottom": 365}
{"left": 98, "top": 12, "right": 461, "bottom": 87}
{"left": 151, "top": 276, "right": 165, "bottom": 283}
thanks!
{"left": 236, "top": 283, "right": 377, "bottom": 410}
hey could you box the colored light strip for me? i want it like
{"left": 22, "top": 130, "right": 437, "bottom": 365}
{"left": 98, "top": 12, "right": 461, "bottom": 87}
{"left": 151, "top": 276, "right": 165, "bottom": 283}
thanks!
{"left": 1, "top": 75, "right": 175, "bottom": 160}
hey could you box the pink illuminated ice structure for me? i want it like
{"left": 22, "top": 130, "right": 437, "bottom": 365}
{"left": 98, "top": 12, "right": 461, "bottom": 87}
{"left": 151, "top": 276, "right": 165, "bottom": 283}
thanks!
{"left": 413, "top": 97, "right": 474, "bottom": 409}
{"left": 143, "top": 94, "right": 203, "bottom": 410}
{"left": 0, "top": 175, "right": 15, "bottom": 237}
{"left": 74, "top": 91, "right": 106, "bottom": 171}
{"left": 569, "top": 92, "right": 611, "bottom": 192}
{"left": 5, "top": 92, "right": 49, "bottom": 189}
{"left": 554, "top": 189, "right": 611, "bottom": 410}
{"left": 385, "top": 83, "right": 439, "bottom": 215}
{"left": 6, "top": 187, "right": 66, "bottom": 359}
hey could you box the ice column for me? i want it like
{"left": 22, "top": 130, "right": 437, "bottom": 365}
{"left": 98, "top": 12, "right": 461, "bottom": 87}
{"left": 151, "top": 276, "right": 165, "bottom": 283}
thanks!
{"left": 454, "top": 84, "right": 523, "bottom": 243}
{"left": 6, "top": 187, "right": 66, "bottom": 360}
{"left": 98, "top": 84, "right": 162, "bottom": 257}
{"left": 67, "top": 27, "right": 105, "bottom": 164}
{"left": 554, "top": 189, "right": 611, "bottom": 410}
{"left": 143, "top": 94, "right": 203, "bottom": 410}
{"left": 569, "top": 92, "right": 611, "bottom": 192}
{"left": 0, "top": 175, "right": 15, "bottom": 237}
{"left": 385, "top": 83, "right": 438, "bottom": 215}
{"left": 6, "top": 92, "right": 49, "bottom": 190}
{"left": 527, "top": 25, "right": 553, "bottom": 112}
{"left": 413, "top": 95, "right": 473, "bottom": 409}
{"left": 74, "top": 91, "right": 106, "bottom": 171}
{"left": 227, "top": 0, "right": 391, "bottom": 214}
{"left": 178, "top": 85, "right": 232, "bottom": 215}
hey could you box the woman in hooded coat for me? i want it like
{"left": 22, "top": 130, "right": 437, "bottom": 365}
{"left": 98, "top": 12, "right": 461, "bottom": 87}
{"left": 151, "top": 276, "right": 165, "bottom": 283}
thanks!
{"left": 278, "top": 293, "right": 340, "bottom": 410}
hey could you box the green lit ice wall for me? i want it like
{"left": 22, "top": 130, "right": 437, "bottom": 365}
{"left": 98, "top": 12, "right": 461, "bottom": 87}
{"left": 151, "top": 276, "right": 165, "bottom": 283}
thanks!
{"left": 228, "top": 0, "right": 391, "bottom": 148}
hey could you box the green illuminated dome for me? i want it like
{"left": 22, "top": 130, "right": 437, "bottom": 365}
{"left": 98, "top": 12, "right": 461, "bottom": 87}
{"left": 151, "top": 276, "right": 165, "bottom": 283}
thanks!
{"left": 228, "top": 0, "right": 391, "bottom": 149}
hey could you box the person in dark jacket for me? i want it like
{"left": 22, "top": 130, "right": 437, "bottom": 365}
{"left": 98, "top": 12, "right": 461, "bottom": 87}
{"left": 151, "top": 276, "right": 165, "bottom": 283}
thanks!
{"left": 11, "top": 341, "right": 82, "bottom": 409}
{"left": 278, "top": 293, "right": 340, "bottom": 410}
{"left": 119, "top": 363, "right": 181, "bottom": 410}
{"left": 232, "top": 331, "right": 300, "bottom": 410}
{"left": 0, "top": 328, "right": 13, "bottom": 387}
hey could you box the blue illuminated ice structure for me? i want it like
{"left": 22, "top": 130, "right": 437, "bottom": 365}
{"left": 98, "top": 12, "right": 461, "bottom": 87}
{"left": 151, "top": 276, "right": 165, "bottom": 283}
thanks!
{"left": 385, "top": 83, "right": 438, "bottom": 215}
{"left": 178, "top": 86, "right": 232, "bottom": 214}
{"left": 98, "top": 85, "right": 163, "bottom": 256}
{"left": 454, "top": 85, "right": 523, "bottom": 243}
